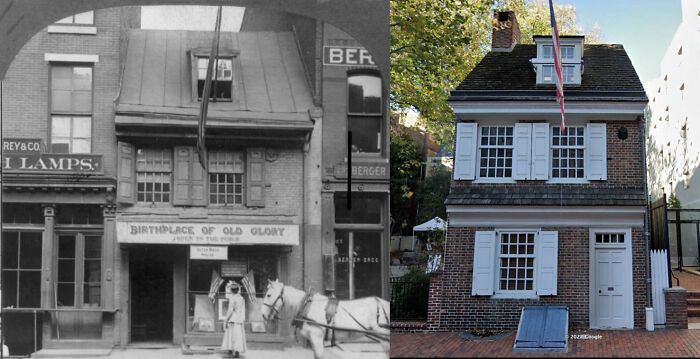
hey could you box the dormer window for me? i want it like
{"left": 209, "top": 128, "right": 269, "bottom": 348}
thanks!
{"left": 531, "top": 36, "right": 583, "bottom": 86}
{"left": 196, "top": 57, "right": 233, "bottom": 101}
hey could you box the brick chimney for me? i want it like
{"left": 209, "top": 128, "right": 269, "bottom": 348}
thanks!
{"left": 491, "top": 11, "right": 520, "bottom": 52}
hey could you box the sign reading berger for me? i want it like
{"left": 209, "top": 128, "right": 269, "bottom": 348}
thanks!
{"left": 116, "top": 222, "right": 299, "bottom": 246}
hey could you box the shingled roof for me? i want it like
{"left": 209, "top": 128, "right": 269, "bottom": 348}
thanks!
{"left": 445, "top": 185, "right": 646, "bottom": 206}
{"left": 449, "top": 44, "right": 648, "bottom": 102}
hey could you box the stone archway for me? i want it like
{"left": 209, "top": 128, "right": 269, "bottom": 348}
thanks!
{"left": 0, "top": 0, "right": 388, "bottom": 80}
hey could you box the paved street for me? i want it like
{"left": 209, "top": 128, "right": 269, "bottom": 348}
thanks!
{"left": 391, "top": 329, "right": 700, "bottom": 357}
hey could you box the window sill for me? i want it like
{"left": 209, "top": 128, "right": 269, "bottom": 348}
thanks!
{"left": 47, "top": 25, "right": 97, "bottom": 35}
{"left": 472, "top": 178, "right": 516, "bottom": 184}
{"left": 491, "top": 292, "right": 539, "bottom": 300}
{"left": 546, "top": 179, "right": 590, "bottom": 184}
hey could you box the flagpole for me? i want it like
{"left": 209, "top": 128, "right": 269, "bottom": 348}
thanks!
{"left": 197, "top": 6, "right": 224, "bottom": 170}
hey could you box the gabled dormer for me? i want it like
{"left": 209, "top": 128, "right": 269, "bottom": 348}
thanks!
{"left": 531, "top": 35, "right": 584, "bottom": 86}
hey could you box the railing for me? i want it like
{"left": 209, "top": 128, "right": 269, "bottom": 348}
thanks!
{"left": 390, "top": 278, "right": 429, "bottom": 321}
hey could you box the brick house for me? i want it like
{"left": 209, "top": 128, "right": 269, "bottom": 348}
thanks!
{"left": 428, "top": 11, "right": 649, "bottom": 331}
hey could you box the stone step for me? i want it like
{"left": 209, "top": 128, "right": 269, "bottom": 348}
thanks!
{"left": 687, "top": 298, "right": 700, "bottom": 306}
{"left": 686, "top": 291, "right": 700, "bottom": 299}
{"left": 687, "top": 308, "right": 700, "bottom": 317}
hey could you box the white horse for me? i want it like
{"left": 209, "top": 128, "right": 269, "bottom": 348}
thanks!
{"left": 260, "top": 279, "right": 389, "bottom": 359}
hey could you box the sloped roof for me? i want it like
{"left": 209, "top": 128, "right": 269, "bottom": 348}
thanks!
{"left": 445, "top": 185, "right": 646, "bottom": 206}
{"left": 117, "top": 30, "right": 314, "bottom": 123}
{"left": 449, "top": 44, "right": 648, "bottom": 102}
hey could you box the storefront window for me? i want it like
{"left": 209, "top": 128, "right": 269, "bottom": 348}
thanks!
{"left": 1, "top": 231, "right": 42, "bottom": 308}
{"left": 335, "top": 231, "right": 382, "bottom": 299}
{"left": 56, "top": 204, "right": 103, "bottom": 225}
{"left": 2, "top": 203, "right": 44, "bottom": 224}
{"left": 187, "top": 251, "right": 279, "bottom": 335}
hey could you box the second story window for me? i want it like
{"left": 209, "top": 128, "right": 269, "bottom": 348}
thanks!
{"left": 348, "top": 72, "right": 382, "bottom": 154}
{"left": 50, "top": 65, "right": 92, "bottom": 153}
{"left": 478, "top": 126, "right": 513, "bottom": 178}
{"left": 551, "top": 126, "right": 585, "bottom": 179}
{"left": 55, "top": 11, "right": 94, "bottom": 25}
{"left": 197, "top": 57, "right": 233, "bottom": 101}
{"left": 208, "top": 150, "right": 244, "bottom": 205}
{"left": 136, "top": 149, "right": 172, "bottom": 203}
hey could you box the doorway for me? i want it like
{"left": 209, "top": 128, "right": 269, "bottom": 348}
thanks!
{"left": 130, "top": 246, "right": 173, "bottom": 342}
{"left": 590, "top": 229, "right": 633, "bottom": 329}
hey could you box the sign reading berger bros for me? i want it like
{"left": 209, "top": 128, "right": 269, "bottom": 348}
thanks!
{"left": 116, "top": 222, "right": 299, "bottom": 246}
{"left": 2, "top": 138, "right": 103, "bottom": 174}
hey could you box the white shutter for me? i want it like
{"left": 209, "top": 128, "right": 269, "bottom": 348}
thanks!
{"left": 536, "top": 231, "right": 558, "bottom": 296}
{"left": 472, "top": 231, "right": 496, "bottom": 296}
{"left": 531, "top": 123, "right": 550, "bottom": 180}
{"left": 513, "top": 123, "right": 532, "bottom": 180}
{"left": 586, "top": 123, "right": 607, "bottom": 180}
{"left": 454, "top": 123, "right": 478, "bottom": 180}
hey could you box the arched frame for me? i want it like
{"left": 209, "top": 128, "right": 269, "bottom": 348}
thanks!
{"left": 0, "top": 0, "right": 388, "bottom": 82}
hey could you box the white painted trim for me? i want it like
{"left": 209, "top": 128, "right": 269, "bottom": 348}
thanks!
{"left": 44, "top": 53, "right": 99, "bottom": 63}
{"left": 450, "top": 101, "right": 646, "bottom": 115}
{"left": 492, "top": 228, "right": 540, "bottom": 299}
{"left": 447, "top": 206, "right": 645, "bottom": 227}
{"left": 472, "top": 178, "right": 516, "bottom": 184}
{"left": 589, "top": 227, "right": 634, "bottom": 329}
{"left": 492, "top": 292, "right": 538, "bottom": 300}
{"left": 546, "top": 179, "right": 590, "bottom": 184}
{"left": 47, "top": 25, "right": 97, "bottom": 35}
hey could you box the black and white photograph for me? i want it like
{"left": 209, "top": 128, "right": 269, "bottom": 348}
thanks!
{"left": 0, "top": 1, "right": 389, "bottom": 358}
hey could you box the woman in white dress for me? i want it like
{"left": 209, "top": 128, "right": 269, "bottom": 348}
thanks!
{"left": 222, "top": 280, "right": 246, "bottom": 358}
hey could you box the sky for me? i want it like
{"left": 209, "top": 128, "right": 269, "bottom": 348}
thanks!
{"left": 141, "top": 6, "right": 245, "bottom": 32}
{"left": 564, "top": 0, "right": 682, "bottom": 84}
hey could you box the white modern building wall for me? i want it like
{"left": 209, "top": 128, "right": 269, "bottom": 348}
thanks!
{"left": 647, "top": 0, "right": 700, "bottom": 207}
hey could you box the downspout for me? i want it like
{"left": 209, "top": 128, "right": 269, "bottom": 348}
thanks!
{"left": 641, "top": 114, "right": 651, "bottom": 308}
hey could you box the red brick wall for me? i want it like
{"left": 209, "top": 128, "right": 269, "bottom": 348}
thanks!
{"left": 428, "top": 226, "right": 647, "bottom": 331}
{"left": 491, "top": 11, "right": 520, "bottom": 50}
{"left": 664, "top": 288, "right": 688, "bottom": 329}
{"left": 451, "top": 120, "right": 644, "bottom": 191}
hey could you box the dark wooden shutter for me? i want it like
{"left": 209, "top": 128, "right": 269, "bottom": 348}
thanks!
{"left": 191, "top": 148, "right": 207, "bottom": 206}
{"left": 117, "top": 142, "right": 135, "bottom": 204}
{"left": 246, "top": 148, "right": 265, "bottom": 207}
{"left": 173, "top": 146, "right": 192, "bottom": 206}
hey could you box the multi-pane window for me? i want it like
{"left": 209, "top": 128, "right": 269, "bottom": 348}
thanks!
{"left": 542, "top": 45, "right": 574, "bottom": 59}
{"left": 1, "top": 232, "right": 42, "bottom": 308}
{"left": 50, "top": 66, "right": 92, "bottom": 153}
{"left": 542, "top": 65, "right": 554, "bottom": 83}
{"left": 208, "top": 150, "right": 244, "bottom": 205}
{"left": 136, "top": 149, "right": 172, "bottom": 203}
{"left": 55, "top": 11, "right": 94, "bottom": 25}
{"left": 595, "top": 233, "right": 625, "bottom": 244}
{"left": 498, "top": 232, "right": 535, "bottom": 292}
{"left": 478, "top": 126, "right": 513, "bottom": 178}
{"left": 348, "top": 73, "right": 382, "bottom": 153}
{"left": 551, "top": 126, "right": 585, "bottom": 179}
{"left": 563, "top": 65, "right": 575, "bottom": 83}
{"left": 542, "top": 65, "right": 575, "bottom": 84}
{"left": 57, "top": 234, "right": 102, "bottom": 307}
{"left": 197, "top": 57, "right": 233, "bottom": 100}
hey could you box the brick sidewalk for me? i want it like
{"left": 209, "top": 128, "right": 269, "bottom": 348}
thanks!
{"left": 391, "top": 329, "right": 700, "bottom": 357}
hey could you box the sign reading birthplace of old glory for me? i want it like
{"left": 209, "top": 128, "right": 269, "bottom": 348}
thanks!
{"left": 116, "top": 222, "right": 299, "bottom": 246}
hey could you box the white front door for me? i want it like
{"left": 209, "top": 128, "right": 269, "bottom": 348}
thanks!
{"left": 591, "top": 229, "right": 633, "bottom": 329}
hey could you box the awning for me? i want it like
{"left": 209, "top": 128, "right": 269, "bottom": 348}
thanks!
{"left": 116, "top": 221, "right": 299, "bottom": 246}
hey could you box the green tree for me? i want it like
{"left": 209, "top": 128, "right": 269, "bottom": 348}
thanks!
{"left": 390, "top": 115, "right": 424, "bottom": 235}
{"left": 391, "top": 0, "right": 603, "bottom": 148}
{"left": 416, "top": 165, "right": 451, "bottom": 224}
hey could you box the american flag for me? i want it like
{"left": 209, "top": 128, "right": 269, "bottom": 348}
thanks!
{"left": 208, "top": 269, "right": 224, "bottom": 303}
{"left": 549, "top": 0, "right": 566, "bottom": 131}
{"left": 241, "top": 270, "right": 257, "bottom": 303}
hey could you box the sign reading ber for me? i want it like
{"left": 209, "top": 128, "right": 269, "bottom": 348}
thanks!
{"left": 324, "top": 46, "right": 375, "bottom": 66}
{"left": 116, "top": 222, "right": 299, "bottom": 246}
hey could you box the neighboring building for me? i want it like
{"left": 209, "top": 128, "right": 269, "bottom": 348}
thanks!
{"left": 0, "top": 8, "right": 140, "bottom": 356}
{"left": 428, "top": 11, "right": 649, "bottom": 331}
{"left": 646, "top": 0, "right": 700, "bottom": 207}
{"left": 241, "top": 9, "right": 390, "bottom": 301}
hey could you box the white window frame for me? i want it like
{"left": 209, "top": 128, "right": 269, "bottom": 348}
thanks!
{"left": 475, "top": 125, "right": 515, "bottom": 183}
{"left": 548, "top": 125, "right": 589, "bottom": 184}
{"left": 492, "top": 229, "right": 539, "bottom": 299}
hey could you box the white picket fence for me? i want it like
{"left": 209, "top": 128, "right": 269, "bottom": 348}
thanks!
{"left": 651, "top": 249, "right": 670, "bottom": 325}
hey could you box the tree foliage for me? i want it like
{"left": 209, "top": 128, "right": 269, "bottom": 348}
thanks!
{"left": 391, "top": 0, "right": 604, "bottom": 148}
{"left": 390, "top": 114, "right": 424, "bottom": 234}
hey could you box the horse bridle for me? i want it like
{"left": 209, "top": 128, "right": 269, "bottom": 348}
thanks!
{"left": 263, "top": 286, "right": 285, "bottom": 319}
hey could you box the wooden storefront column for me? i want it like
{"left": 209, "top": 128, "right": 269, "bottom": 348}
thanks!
{"left": 321, "top": 192, "right": 335, "bottom": 296}
{"left": 41, "top": 205, "right": 55, "bottom": 344}
{"left": 102, "top": 205, "right": 116, "bottom": 341}
{"left": 172, "top": 247, "right": 186, "bottom": 345}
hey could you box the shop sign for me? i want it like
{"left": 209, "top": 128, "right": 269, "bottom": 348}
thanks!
{"left": 1, "top": 138, "right": 103, "bottom": 174}
{"left": 334, "top": 162, "right": 388, "bottom": 180}
{"left": 116, "top": 222, "right": 299, "bottom": 246}
{"left": 190, "top": 246, "right": 228, "bottom": 260}
{"left": 221, "top": 260, "right": 247, "bottom": 277}
{"left": 323, "top": 46, "right": 375, "bottom": 66}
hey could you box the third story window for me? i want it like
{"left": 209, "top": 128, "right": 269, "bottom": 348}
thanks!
{"left": 50, "top": 65, "right": 92, "bottom": 153}
{"left": 478, "top": 126, "right": 513, "bottom": 178}
{"left": 197, "top": 57, "right": 233, "bottom": 100}
{"left": 348, "top": 74, "right": 382, "bottom": 153}
{"left": 136, "top": 148, "right": 172, "bottom": 203}
{"left": 55, "top": 11, "right": 94, "bottom": 25}
{"left": 551, "top": 126, "right": 585, "bottom": 179}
